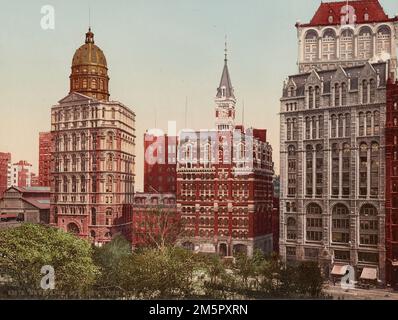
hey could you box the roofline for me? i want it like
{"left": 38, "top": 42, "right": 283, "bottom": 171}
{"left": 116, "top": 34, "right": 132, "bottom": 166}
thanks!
{"left": 298, "top": 16, "right": 398, "bottom": 28}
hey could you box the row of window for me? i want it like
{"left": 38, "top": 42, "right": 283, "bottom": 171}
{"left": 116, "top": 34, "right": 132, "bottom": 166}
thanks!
{"left": 304, "top": 26, "right": 391, "bottom": 62}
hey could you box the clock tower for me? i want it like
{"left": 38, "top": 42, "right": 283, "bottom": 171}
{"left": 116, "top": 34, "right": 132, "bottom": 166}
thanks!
{"left": 215, "top": 42, "right": 236, "bottom": 131}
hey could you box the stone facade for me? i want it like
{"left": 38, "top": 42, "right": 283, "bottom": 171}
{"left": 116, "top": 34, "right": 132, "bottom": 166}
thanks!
{"left": 50, "top": 29, "right": 136, "bottom": 246}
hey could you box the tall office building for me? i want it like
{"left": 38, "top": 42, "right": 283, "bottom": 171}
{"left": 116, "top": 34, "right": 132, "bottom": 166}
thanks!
{"left": 279, "top": 0, "right": 398, "bottom": 284}
{"left": 50, "top": 28, "right": 136, "bottom": 245}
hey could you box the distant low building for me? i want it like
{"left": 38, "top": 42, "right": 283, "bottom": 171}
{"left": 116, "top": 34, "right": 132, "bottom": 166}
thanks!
{"left": 132, "top": 192, "right": 177, "bottom": 248}
{"left": 0, "top": 186, "right": 50, "bottom": 230}
{"left": 0, "top": 152, "right": 11, "bottom": 198}
{"left": 9, "top": 160, "right": 33, "bottom": 188}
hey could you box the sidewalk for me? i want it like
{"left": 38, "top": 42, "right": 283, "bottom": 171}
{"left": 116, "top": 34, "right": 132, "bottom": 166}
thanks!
{"left": 324, "top": 284, "right": 398, "bottom": 300}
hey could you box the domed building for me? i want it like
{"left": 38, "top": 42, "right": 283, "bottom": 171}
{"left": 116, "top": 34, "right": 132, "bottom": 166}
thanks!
{"left": 50, "top": 28, "right": 136, "bottom": 246}
{"left": 69, "top": 28, "right": 110, "bottom": 101}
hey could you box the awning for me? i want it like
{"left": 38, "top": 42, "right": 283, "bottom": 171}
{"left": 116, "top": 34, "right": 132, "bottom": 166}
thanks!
{"left": 360, "top": 267, "right": 378, "bottom": 281}
{"left": 331, "top": 265, "right": 348, "bottom": 276}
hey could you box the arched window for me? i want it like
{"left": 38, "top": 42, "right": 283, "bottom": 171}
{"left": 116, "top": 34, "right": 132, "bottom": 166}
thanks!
{"left": 107, "top": 132, "right": 114, "bottom": 150}
{"left": 106, "top": 153, "right": 114, "bottom": 171}
{"left": 63, "top": 134, "right": 69, "bottom": 151}
{"left": 359, "top": 112, "right": 365, "bottom": 136}
{"left": 80, "top": 133, "right": 86, "bottom": 151}
{"left": 331, "top": 143, "right": 339, "bottom": 197}
{"left": 374, "top": 111, "right": 380, "bottom": 135}
{"left": 340, "top": 29, "right": 354, "bottom": 60}
{"left": 81, "top": 154, "right": 86, "bottom": 171}
{"left": 332, "top": 204, "right": 350, "bottom": 244}
{"left": 341, "top": 82, "right": 347, "bottom": 105}
{"left": 306, "top": 145, "right": 314, "bottom": 197}
{"left": 92, "top": 175, "right": 97, "bottom": 193}
{"left": 360, "top": 204, "right": 379, "bottom": 245}
{"left": 334, "top": 83, "right": 340, "bottom": 106}
{"left": 359, "top": 143, "right": 368, "bottom": 196}
{"left": 362, "top": 79, "right": 369, "bottom": 104}
{"left": 370, "top": 79, "right": 376, "bottom": 103}
{"left": 306, "top": 204, "right": 323, "bottom": 242}
{"left": 309, "top": 87, "right": 314, "bottom": 109}
{"left": 106, "top": 208, "right": 113, "bottom": 226}
{"left": 312, "top": 116, "right": 317, "bottom": 139}
{"left": 376, "top": 25, "right": 391, "bottom": 55}
{"left": 91, "top": 208, "right": 97, "bottom": 226}
{"left": 91, "top": 79, "right": 97, "bottom": 89}
{"left": 315, "top": 86, "right": 321, "bottom": 108}
{"left": 72, "top": 133, "right": 77, "bottom": 151}
{"left": 304, "top": 30, "right": 318, "bottom": 61}
{"left": 63, "top": 155, "right": 68, "bottom": 172}
{"left": 342, "top": 143, "right": 351, "bottom": 197}
{"left": 106, "top": 175, "right": 113, "bottom": 193}
{"left": 72, "top": 176, "right": 77, "bottom": 193}
{"left": 287, "top": 119, "right": 292, "bottom": 140}
{"left": 315, "top": 144, "right": 324, "bottom": 197}
{"left": 345, "top": 113, "right": 351, "bottom": 137}
{"left": 305, "top": 117, "right": 311, "bottom": 140}
{"left": 338, "top": 114, "right": 344, "bottom": 138}
{"left": 81, "top": 175, "right": 86, "bottom": 193}
{"left": 358, "top": 27, "right": 373, "bottom": 59}
{"left": 63, "top": 176, "right": 68, "bottom": 193}
{"left": 318, "top": 115, "right": 324, "bottom": 138}
{"left": 67, "top": 223, "right": 80, "bottom": 235}
{"left": 322, "top": 29, "right": 336, "bottom": 60}
{"left": 72, "top": 154, "right": 77, "bottom": 172}
{"left": 370, "top": 142, "right": 380, "bottom": 197}
{"left": 288, "top": 146, "right": 297, "bottom": 197}
{"left": 287, "top": 217, "right": 297, "bottom": 241}
{"left": 331, "top": 114, "right": 337, "bottom": 138}
{"left": 366, "top": 112, "right": 372, "bottom": 135}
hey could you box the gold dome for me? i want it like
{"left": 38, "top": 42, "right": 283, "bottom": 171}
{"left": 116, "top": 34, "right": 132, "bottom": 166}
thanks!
{"left": 70, "top": 28, "right": 110, "bottom": 101}
{"left": 72, "top": 30, "right": 107, "bottom": 67}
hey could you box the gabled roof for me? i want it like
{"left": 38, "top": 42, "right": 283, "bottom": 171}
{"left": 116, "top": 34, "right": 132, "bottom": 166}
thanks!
{"left": 300, "top": 0, "right": 397, "bottom": 27}
{"left": 58, "top": 92, "right": 98, "bottom": 104}
{"left": 216, "top": 59, "right": 235, "bottom": 100}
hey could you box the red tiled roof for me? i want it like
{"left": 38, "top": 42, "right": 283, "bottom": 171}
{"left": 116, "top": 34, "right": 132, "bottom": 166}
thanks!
{"left": 300, "top": 0, "right": 397, "bottom": 27}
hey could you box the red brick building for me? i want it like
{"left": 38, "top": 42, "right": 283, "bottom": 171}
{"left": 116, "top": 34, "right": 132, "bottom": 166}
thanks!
{"left": 144, "top": 133, "right": 177, "bottom": 193}
{"left": 0, "top": 153, "right": 11, "bottom": 198}
{"left": 177, "top": 51, "right": 275, "bottom": 257}
{"left": 132, "top": 192, "right": 177, "bottom": 248}
{"left": 39, "top": 132, "right": 52, "bottom": 187}
{"left": 385, "top": 78, "right": 398, "bottom": 288}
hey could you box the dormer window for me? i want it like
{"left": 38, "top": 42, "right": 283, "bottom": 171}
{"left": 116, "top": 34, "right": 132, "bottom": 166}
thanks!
{"left": 364, "top": 13, "right": 369, "bottom": 21}
{"left": 328, "top": 15, "right": 333, "bottom": 23}
{"left": 221, "top": 87, "right": 226, "bottom": 97}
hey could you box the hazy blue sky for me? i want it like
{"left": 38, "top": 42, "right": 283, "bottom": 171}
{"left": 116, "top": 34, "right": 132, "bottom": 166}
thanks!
{"left": 1, "top": 0, "right": 397, "bottom": 190}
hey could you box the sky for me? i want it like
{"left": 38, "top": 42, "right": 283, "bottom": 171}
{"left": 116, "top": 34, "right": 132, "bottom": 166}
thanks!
{"left": 1, "top": 0, "right": 398, "bottom": 191}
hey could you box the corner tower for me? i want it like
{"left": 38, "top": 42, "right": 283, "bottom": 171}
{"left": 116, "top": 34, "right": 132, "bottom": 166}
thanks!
{"left": 215, "top": 42, "right": 236, "bottom": 131}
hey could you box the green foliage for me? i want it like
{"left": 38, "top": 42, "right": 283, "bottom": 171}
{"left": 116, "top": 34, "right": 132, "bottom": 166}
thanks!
{"left": 122, "top": 247, "right": 196, "bottom": 299}
{"left": 92, "top": 234, "right": 132, "bottom": 295}
{"left": 0, "top": 224, "right": 98, "bottom": 298}
{"left": 0, "top": 224, "right": 325, "bottom": 300}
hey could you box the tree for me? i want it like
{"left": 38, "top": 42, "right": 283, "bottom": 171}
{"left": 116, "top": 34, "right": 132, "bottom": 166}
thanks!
{"left": 121, "top": 247, "right": 196, "bottom": 299}
{"left": 294, "top": 261, "right": 324, "bottom": 298}
{"left": 0, "top": 224, "right": 98, "bottom": 298}
{"left": 92, "top": 234, "right": 132, "bottom": 296}
{"left": 133, "top": 207, "right": 183, "bottom": 250}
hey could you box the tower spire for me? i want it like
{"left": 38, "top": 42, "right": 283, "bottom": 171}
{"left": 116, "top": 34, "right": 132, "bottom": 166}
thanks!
{"left": 224, "top": 35, "right": 228, "bottom": 63}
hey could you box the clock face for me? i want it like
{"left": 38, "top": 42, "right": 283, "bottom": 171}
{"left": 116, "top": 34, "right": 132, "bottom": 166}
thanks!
{"left": 219, "top": 109, "right": 229, "bottom": 118}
